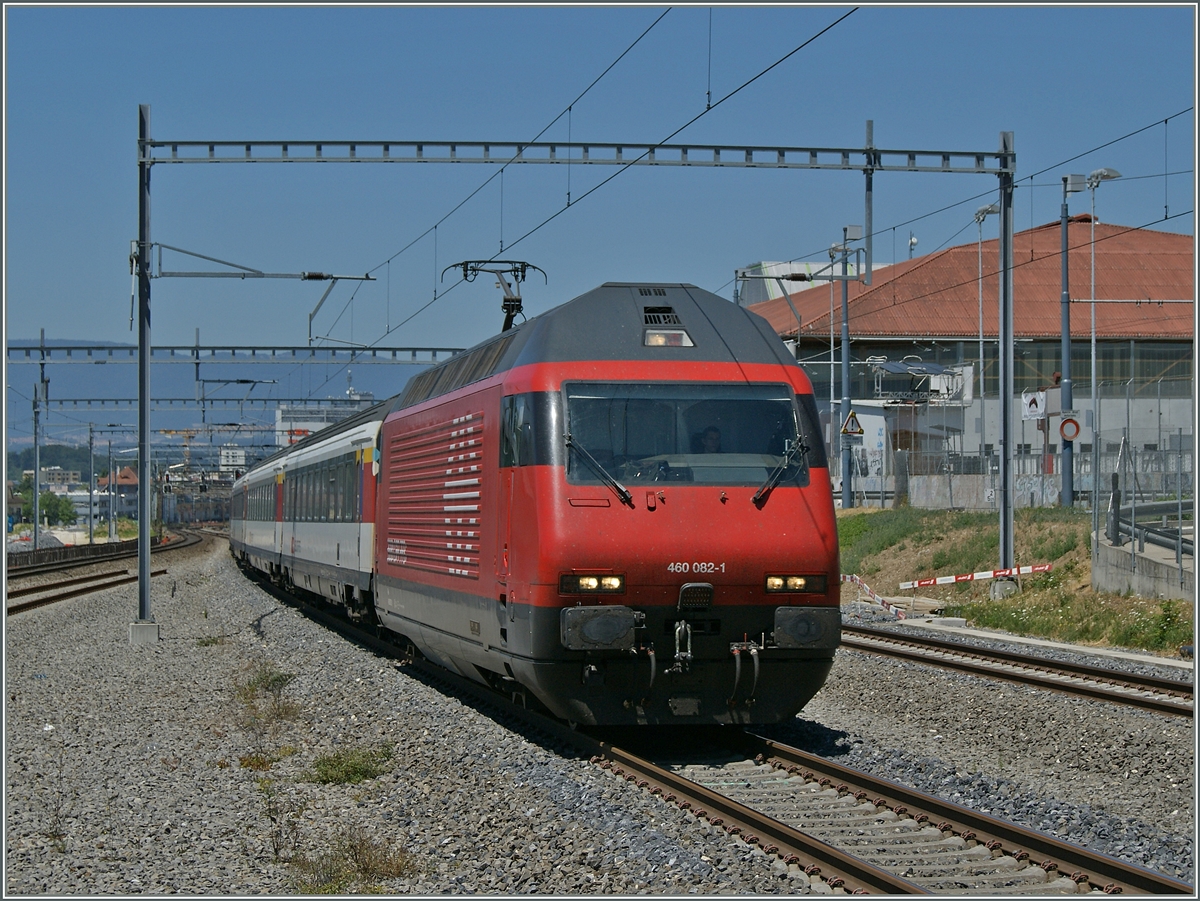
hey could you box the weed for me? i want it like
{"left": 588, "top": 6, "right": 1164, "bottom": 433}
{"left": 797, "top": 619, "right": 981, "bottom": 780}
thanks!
{"left": 234, "top": 660, "right": 302, "bottom": 770}
{"left": 42, "top": 735, "right": 68, "bottom": 853}
{"left": 236, "top": 662, "right": 297, "bottom": 709}
{"left": 258, "top": 777, "right": 306, "bottom": 861}
{"left": 197, "top": 635, "right": 226, "bottom": 647}
{"left": 303, "top": 745, "right": 394, "bottom": 785}
{"left": 240, "top": 753, "right": 276, "bottom": 772}
{"left": 290, "top": 825, "right": 413, "bottom": 893}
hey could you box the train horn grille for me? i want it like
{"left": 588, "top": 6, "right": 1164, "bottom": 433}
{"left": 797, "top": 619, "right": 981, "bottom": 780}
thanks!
{"left": 678, "top": 582, "right": 714, "bottom": 612}
{"left": 643, "top": 305, "right": 681, "bottom": 324}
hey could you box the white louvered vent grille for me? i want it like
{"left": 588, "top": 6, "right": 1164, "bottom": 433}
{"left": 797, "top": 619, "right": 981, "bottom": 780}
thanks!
{"left": 643, "top": 305, "right": 681, "bottom": 325}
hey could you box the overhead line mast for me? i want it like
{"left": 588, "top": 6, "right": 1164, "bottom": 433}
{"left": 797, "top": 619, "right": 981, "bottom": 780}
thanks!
{"left": 134, "top": 109, "right": 1020, "bottom": 639}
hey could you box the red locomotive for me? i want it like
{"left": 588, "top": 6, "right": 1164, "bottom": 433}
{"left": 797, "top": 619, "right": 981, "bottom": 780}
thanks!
{"left": 232, "top": 282, "right": 840, "bottom": 725}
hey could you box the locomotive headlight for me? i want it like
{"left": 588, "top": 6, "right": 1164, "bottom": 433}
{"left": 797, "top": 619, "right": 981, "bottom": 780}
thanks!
{"left": 765, "top": 574, "right": 827, "bottom": 594}
{"left": 644, "top": 328, "right": 694, "bottom": 347}
{"left": 560, "top": 574, "right": 626, "bottom": 594}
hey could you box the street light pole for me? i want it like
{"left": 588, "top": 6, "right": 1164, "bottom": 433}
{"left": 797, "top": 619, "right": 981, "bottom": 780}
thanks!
{"left": 839, "top": 224, "right": 863, "bottom": 510}
{"left": 1060, "top": 174, "right": 1085, "bottom": 506}
{"left": 975, "top": 203, "right": 1000, "bottom": 472}
{"left": 1087, "top": 167, "right": 1121, "bottom": 556}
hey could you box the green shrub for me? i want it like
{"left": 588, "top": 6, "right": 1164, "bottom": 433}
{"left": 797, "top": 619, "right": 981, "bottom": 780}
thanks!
{"left": 304, "top": 745, "right": 393, "bottom": 785}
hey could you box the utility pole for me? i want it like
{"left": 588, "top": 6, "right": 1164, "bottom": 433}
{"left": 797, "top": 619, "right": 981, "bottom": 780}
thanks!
{"left": 108, "top": 439, "right": 116, "bottom": 541}
{"left": 840, "top": 234, "right": 853, "bottom": 510}
{"left": 32, "top": 383, "right": 40, "bottom": 550}
{"left": 1060, "top": 174, "right": 1085, "bottom": 507}
{"left": 996, "top": 132, "right": 1016, "bottom": 586}
{"left": 88, "top": 424, "right": 95, "bottom": 545}
{"left": 133, "top": 104, "right": 157, "bottom": 644}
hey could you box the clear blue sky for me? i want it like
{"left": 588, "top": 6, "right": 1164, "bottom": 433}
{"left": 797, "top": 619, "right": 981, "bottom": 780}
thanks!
{"left": 4, "top": 6, "right": 1195, "bottom": 400}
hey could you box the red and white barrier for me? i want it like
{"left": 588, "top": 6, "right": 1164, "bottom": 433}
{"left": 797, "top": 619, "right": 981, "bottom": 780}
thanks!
{"left": 899, "top": 563, "right": 1052, "bottom": 591}
{"left": 841, "top": 573, "right": 907, "bottom": 620}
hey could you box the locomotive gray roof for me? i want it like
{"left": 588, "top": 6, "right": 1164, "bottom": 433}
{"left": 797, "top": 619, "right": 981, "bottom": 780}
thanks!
{"left": 239, "top": 284, "right": 804, "bottom": 481}
{"left": 392, "top": 283, "right": 800, "bottom": 412}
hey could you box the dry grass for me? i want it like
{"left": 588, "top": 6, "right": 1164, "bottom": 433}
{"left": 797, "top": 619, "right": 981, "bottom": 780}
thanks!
{"left": 838, "top": 506, "right": 1193, "bottom": 654}
{"left": 290, "top": 825, "right": 415, "bottom": 893}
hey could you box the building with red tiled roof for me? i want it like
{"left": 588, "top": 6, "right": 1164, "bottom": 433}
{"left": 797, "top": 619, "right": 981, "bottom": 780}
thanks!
{"left": 97, "top": 466, "right": 139, "bottom": 519}
{"left": 749, "top": 216, "right": 1192, "bottom": 402}
{"left": 97, "top": 466, "right": 138, "bottom": 490}
{"left": 745, "top": 217, "right": 1192, "bottom": 492}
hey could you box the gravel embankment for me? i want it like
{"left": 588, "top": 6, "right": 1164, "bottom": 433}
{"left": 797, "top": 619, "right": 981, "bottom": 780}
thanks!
{"left": 5, "top": 538, "right": 805, "bottom": 895}
{"left": 6, "top": 540, "right": 1193, "bottom": 893}
{"left": 782, "top": 600, "right": 1194, "bottom": 883}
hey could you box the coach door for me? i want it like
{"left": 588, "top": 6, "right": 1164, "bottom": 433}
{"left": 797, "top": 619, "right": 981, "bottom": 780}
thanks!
{"left": 274, "top": 470, "right": 285, "bottom": 561}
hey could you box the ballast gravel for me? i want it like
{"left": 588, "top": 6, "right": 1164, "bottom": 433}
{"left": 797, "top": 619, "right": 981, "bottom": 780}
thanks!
{"left": 5, "top": 541, "right": 1194, "bottom": 893}
{"left": 6, "top": 539, "right": 800, "bottom": 895}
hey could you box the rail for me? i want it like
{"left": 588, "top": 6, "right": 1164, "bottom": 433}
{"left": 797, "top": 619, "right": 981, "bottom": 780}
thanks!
{"left": 841, "top": 624, "right": 1193, "bottom": 718}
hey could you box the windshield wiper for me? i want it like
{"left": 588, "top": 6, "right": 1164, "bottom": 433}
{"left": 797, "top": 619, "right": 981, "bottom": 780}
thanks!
{"left": 752, "top": 438, "right": 809, "bottom": 507}
{"left": 564, "top": 432, "right": 634, "bottom": 508}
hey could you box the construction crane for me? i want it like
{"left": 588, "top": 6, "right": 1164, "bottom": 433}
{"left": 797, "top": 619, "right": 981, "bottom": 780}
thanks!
{"left": 157, "top": 423, "right": 274, "bottom": 472}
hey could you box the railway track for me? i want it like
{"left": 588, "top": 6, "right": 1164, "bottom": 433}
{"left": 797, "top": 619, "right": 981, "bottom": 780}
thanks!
{"left": 249, "top": 567, "right": 1192, "bottom": 895}
{"left": 841, "top": 624, "right": 1194, "bottom": 718}
{"left": 6, "top": 530, "right": 203, "bottom": 578}
{"left": 6, "top": 568, "right": 169, "bottom": 615}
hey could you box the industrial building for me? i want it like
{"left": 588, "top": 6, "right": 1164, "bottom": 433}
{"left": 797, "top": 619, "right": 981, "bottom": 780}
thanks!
{"left": 746, "top": 216, "right": 1193, "bottom": 508}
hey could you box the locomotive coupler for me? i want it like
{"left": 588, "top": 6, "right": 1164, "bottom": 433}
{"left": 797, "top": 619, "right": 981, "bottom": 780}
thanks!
{"left": 666, "top": 620, "right": 693, "bottom": 674}
{"left": 728, "top": 641, "right": 761, "bottom": 706}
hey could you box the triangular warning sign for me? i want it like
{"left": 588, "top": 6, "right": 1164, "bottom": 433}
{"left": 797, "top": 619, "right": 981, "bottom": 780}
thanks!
{"left": 840, "top": 410, "right": 864, "bottom": 436}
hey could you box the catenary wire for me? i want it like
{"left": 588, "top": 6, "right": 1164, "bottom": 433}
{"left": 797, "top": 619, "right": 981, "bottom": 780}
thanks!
{"left": 363, "top": 8, "right": 672, "bottom": 280}
{"left": 735, "top": 109, "right": 1194, "bottom": 296}
{"left": 484, "top": 9, "right": 859, "bottom": 263}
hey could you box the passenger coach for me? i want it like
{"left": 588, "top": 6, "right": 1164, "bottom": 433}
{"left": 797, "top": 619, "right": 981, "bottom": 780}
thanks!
{"left": 231, "top": 403, "right": 387, "bottom": 623}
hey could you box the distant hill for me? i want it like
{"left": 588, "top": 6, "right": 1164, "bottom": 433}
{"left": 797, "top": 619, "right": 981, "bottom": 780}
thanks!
{"left": 7, "top": 444, "right": 108, "bottom": 483}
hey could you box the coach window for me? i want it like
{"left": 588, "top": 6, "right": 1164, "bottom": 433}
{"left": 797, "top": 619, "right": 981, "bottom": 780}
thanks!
{"left": 301, "top": 470, "right": 309, "bottom": 522}
{"left": 334, "top": 459, "right": 345, "bottom": 523}
{"left": 304, "top": 468, "right": 311, "bottom": 522}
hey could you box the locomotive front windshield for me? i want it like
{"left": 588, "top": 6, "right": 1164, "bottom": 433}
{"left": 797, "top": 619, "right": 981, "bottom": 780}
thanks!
{"left": 564, "top": 382, "right": 823, "bottom": 488}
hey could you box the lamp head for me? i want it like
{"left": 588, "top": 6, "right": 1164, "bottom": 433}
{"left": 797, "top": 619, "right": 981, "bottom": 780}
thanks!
{"left": 1086, "top": 167, "right": 1122, "bottom": 189}
{"left": 974, "top": 203, "right": 1000, "bottom": 224}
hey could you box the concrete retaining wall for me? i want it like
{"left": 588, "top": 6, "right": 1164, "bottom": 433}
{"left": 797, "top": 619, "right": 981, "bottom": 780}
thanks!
{"left": 1091, "top": 534, "right": 1194, "bottom": 601}
{"left": 846, "top": 475, "right": 1062, "bottom": 510}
